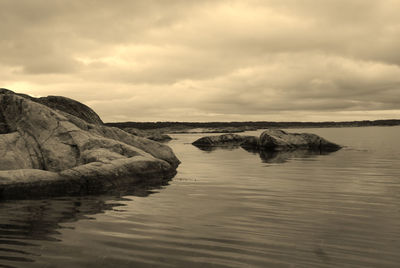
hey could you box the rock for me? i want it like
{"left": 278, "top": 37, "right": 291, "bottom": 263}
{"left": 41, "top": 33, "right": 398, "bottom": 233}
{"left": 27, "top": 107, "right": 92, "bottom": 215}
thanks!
{"left": 194, "top": 144, "right": 242, "bottom": 152}
{"left": 0, "top": 88, "right": 103, "bottom": 125}
{"left": 256, "top": 129, "right": 341, "bottom": 151}
{"left": 146, "top": 133, "right": 172, "bottom": 142}
{"left": 123, "top": 127, "right": 144, "bottom": 136}
{"left": 240, "top": 136, "right": 259, "bottom": 149}
{"left": 192, "top": 134, "right": 247, "bottom": 147}
{"left": 192, "top": 129, "right": 341, "bottom": 152}
{"left": 123, "top": 128, "right": 172, "bottom": 142}
{"left": 36, "top": 95, "right": 103, "bottom": 125}
{"left": 0, "top": 90, "right": 180, "bottom": 199}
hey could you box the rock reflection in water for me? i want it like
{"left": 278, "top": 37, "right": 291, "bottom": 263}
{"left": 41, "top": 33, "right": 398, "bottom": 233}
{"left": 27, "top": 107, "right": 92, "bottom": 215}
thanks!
{"left": 194, "top": 144, "right": 336, "bottom": 163}
{"left": 0, "top": 180, "right": 170, "bottom": 268}
{"left": 193, "top": 145, "right": 241, "bottom": 152}
{"left": 242, "top": 147, "right": 334, "bottom": 163}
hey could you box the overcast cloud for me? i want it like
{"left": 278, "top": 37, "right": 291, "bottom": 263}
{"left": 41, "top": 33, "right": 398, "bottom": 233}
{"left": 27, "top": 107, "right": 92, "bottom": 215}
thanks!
{"left": 1, "top": 0, "right": 400, "bottom": 122}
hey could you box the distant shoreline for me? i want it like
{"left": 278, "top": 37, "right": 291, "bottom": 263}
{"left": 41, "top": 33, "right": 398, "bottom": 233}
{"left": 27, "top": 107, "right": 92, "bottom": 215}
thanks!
{"left": 106, "top": 119, "right": 400, "bottom": 131}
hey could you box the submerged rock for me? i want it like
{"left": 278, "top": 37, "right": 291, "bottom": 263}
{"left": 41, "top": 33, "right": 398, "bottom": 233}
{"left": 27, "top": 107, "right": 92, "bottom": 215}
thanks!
{"left": 0, "top": 89, "right": 180, "bottom": 199}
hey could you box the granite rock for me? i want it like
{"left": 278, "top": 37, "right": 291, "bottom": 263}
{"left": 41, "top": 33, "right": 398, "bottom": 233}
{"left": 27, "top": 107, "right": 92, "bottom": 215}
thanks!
{"left": 0, "top": 90, "right": 180, "bottom": 198}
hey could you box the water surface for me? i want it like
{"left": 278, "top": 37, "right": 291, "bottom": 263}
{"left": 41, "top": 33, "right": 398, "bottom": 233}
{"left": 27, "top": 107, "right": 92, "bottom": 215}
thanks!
{"left": 1, "top": 126, "right": 399, "bottom": 267}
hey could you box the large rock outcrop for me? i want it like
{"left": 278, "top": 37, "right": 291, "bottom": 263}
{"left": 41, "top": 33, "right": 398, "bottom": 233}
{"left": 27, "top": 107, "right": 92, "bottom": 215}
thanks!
{"left": 0, "top": 90, "right": 180, "bottom": 199}
{"left": 35, "top": 95, "right": 103, "bottom": 125}
{"left": 0, "top": 88, "right": 103, "bottom": 125}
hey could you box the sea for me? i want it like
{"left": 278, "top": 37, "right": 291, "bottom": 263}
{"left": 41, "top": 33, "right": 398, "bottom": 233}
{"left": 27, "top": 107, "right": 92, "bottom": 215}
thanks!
{"left": 0, "top": 126, "right": 399, "bottom": 267}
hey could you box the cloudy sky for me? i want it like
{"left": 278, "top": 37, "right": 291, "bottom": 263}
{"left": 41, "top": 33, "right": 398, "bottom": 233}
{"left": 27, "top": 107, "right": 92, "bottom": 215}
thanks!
{"left": 1, "top": 0, "right": 400, "bottom": 122}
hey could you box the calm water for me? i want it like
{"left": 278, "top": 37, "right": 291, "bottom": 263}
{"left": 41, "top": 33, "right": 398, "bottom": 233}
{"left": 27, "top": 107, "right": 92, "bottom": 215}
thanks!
{"left": 1, "top": 127, "right": 400, "bottom": 267}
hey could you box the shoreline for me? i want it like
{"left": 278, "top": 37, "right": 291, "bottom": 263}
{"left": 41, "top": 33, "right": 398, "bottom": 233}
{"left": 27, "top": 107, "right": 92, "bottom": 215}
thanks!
{"left": 106, "top": 119, "right": 400, "bottom": 129}
{"left": 106, "top": 119, "right": 400, "bottom": 135}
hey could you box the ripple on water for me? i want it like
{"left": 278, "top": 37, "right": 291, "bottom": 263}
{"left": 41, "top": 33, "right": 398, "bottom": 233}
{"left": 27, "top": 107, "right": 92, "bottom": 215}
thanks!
{"left": 0, "top": 126, "right": 400, "bottom": 267}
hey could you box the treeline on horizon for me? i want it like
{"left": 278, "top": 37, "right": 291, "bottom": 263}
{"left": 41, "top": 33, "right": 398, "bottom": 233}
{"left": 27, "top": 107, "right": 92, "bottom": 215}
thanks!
{"left": 105, "top": 119, "right": 400, "bottom": 130}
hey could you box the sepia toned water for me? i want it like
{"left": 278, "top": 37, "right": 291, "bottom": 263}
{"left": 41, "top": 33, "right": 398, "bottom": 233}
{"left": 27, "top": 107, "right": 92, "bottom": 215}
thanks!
{"left": 1, "top": 126, "right": 399, "bottom": 267}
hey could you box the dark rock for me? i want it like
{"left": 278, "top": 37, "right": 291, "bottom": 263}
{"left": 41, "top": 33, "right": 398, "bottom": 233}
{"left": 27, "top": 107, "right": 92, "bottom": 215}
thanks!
{"left": 257, "top": 129, "right": 341, "bottom": 151}
{"left": 194, "top": 144, "right": 242, "bottom": 152}
{"left": 192, "top": 129, "right": 341, "bottom": 153}
{"left": 192, "top": 134, "right": 247, "bottom": 147}
{"left": 240, "top": 136, "right": 259, "bottom": 149}
{"left": 0, "top": 90, "right": 180, "bottom": 199}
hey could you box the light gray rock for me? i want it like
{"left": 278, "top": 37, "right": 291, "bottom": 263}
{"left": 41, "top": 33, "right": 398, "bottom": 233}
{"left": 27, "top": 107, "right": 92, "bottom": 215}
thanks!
{"left": 36, "top": 95, "right": 104, "bottom": 125}
{"left": 0, "top": 90, "right": 180, "bottom": 198}
{"left": 0, "top": 88, "right": 103, "bottom": 125}
{"left": 122, "top": 128, "right": 172, "bottom": 142}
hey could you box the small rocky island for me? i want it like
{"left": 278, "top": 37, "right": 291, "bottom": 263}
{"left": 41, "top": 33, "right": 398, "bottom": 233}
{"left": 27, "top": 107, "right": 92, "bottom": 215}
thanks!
{"left": 0, "top": 89, "right": 180, "bottom": 199}
{"left": 192, "top": 129, "right": 342, "bottom": 152}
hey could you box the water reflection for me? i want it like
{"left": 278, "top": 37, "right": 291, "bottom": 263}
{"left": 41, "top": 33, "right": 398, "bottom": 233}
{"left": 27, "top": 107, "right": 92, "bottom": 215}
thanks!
{"left": 0, "top": 181, "right": 170, "bottom": 268}
{"left": 244, "top": 148, "right": 333, "bottom": 163}
{"left": 193, "top": 145, "right": 241, "bottom": 152}
{"left": 194, "top": 144, "right": 336, "bottom": 163}
{"left": 1, "top": 127, "right": 399, "bottom": 267}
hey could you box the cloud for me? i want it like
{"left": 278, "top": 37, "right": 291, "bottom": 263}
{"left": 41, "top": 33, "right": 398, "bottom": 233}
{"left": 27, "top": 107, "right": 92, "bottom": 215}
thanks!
{"left": 1, "top": 0, "right": 400, "bottom": 121}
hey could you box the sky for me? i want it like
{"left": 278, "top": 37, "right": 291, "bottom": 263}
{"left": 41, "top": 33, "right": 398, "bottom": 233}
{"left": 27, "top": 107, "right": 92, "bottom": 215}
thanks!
{"left": 1, "top": 0, "right": 400, "bottom": 122}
